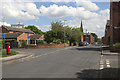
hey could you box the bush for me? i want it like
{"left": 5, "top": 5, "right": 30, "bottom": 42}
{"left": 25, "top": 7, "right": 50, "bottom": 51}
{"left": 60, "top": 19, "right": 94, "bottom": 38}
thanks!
{"left": 1, "top": 50, "right": 19, "bottom": 57}
{"left": 52, "top": 39, "right": 62, "bottom": 44}
{"left": 37, "top": 40, "right": 48, "bottom": 45}
{"left": 19, "top": 40, "right": 27, "bottom": 48}
{"left": 113, "top": 42, "right": 120, "bottom": 47}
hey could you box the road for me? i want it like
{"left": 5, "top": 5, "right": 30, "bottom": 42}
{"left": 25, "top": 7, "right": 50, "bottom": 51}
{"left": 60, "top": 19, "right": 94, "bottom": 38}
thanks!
{"left": 2, "top": 45, "right": 118, "bottom": 78}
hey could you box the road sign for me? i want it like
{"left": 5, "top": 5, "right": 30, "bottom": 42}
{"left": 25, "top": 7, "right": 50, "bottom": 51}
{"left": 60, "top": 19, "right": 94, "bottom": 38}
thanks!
{"left": 27, "top": 36, "right": 30, "bottom": 39}
{"left": 2, "top": 33, "right": 6, "bottom": 38}
{"left": 41, "top": 37, "right": 44, "bottom": 39}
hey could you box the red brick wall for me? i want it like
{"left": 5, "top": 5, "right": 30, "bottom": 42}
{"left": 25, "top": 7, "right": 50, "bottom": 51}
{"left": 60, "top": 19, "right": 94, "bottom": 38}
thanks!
{"left": 105, "top": 25, "right": 110, "bottom": 45}
{"left": 110, "top": 2, "right": 120, "bottom": 49}
{"left": 29, "top": 44, "right": 69, "bottom": 48}
{"left": 17, "top": 33, "right": 34, "bottom": 44}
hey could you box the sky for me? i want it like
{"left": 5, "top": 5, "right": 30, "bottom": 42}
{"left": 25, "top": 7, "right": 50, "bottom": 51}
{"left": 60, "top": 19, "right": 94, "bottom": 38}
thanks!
{"left": 0, "top": 0, "right": 110, "bottom": 38}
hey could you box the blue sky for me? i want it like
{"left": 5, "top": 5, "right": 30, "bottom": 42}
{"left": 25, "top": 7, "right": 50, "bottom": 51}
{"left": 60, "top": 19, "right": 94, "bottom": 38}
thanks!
{"left": 0, "top": 1, "right": 110, "bottom": 37}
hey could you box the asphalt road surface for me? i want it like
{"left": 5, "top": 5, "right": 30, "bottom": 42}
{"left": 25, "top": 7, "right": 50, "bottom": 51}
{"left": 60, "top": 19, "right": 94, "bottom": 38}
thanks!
{"left": 3, "top": 45, "right": 116, "bottom": 78}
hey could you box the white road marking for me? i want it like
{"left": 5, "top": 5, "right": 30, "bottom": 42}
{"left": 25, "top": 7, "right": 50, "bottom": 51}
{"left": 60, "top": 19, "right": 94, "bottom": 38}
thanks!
{"left": 107, "top": 65, "right": 110, "bottom": 68}
{"left": 106, "top": 60, "right": 110, "bottom": 68}
{"left": 100, "top": 65, "right": 104, "bottom": 70}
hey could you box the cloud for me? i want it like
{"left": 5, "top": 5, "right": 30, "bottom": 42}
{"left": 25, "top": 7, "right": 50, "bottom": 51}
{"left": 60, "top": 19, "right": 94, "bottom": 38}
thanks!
{"left": 0, "top": 21, "right": 11, "bottom": 26}
{"left": 75, "top": 0, "right": 99, "bottom": 11}
{"left": 36, "top": 25, "right": 51, "bottom": 32}
{"left": 0, "top": 2, "right": 40, "bottom": 21}
{"left": 39, "top": 4, "right": 98, "bottom": 19}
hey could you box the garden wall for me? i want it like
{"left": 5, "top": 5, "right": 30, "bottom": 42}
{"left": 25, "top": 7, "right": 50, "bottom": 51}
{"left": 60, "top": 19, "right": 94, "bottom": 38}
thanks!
{"left": 28, "top": 44, "right": 69, "bottom": 48}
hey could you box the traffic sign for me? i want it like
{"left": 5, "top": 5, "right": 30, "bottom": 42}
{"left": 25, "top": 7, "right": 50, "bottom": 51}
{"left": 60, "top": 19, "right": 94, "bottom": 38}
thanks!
{"left": 2, "top": 33, "right": 6, "bottom": 38}
{"left": 27, "top": 36, "right": 30, "bottom": 39}
{"left": 41, "top": 37, "right": 44, "bottom": 39}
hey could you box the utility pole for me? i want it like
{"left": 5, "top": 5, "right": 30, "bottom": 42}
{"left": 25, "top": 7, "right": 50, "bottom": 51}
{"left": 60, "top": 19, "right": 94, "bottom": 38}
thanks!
{"left": 64, "top": 20, "right": 67, "bottom": 47}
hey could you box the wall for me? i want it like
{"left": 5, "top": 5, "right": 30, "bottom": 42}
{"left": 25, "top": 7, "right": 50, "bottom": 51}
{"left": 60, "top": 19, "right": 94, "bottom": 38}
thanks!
{"left": 28, "top": 44, "right": 69, "bottom": 48}
{"left": 17, "top": 33, "right": 34, "bottom": 44}
{"left": 110, "top": 2, "right": 120, "bottom": 50}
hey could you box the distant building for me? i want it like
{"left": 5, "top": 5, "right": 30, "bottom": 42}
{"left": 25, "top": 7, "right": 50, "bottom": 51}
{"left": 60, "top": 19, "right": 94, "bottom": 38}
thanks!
{"left": 83, "top": 33, "right": 94, "bottom": 44}
{"left": 110, "top": 1, "right": 120, "bottom": 49}
{"left": 11, "top": 22, "right": 24, "bottom": 28}
{"left": 104, "top": 20, "right": 110, "bottom": 45}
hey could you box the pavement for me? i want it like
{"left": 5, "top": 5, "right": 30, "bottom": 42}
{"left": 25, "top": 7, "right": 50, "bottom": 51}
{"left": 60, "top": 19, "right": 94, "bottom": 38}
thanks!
{"left": 2, "top": 45, "right": 119, "bottom": 79}
{"left": 1, "top": 51, "right": 33, "bottom": 64}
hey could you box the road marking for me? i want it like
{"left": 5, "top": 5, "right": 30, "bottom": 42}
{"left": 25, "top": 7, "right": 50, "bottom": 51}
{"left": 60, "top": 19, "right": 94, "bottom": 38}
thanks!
{"left": 106, "top": 60, "right": 110, "bottom": 68}
{"left": 100, "top": 65, "right": 104, "bottom": 70}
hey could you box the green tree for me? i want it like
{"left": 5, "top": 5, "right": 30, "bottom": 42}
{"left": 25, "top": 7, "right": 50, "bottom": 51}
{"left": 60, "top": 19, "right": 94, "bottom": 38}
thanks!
{"left": 25, "top": 25, "right": 43, "bottom": 34}
{"left": 91, "top": 33, "right": 98, "bottom": 42}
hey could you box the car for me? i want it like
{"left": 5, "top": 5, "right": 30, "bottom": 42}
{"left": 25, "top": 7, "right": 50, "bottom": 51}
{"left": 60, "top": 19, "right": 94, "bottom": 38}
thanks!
{"left": 79, "top": 42, "right": 84, "bottom": 46}
{"left": 83, "top": 41, "right": 88, "bottom": 46}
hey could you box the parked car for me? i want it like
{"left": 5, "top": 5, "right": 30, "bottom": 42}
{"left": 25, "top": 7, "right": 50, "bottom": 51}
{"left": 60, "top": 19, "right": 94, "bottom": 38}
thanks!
{"left": 79, "top": 42, "right": 84, "bottom": 46}
{"left": 83, "top": 41, "right": 88, "bottom": 46}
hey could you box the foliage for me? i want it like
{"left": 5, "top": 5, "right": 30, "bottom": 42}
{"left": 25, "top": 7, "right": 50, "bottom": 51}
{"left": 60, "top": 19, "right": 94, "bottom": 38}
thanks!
{"left": 113, "top": 42, "right": 120, "bottom": 47}
{"left": 52, "top": 39, "right": 62, "bottom": 44}
{"left": 1, "top": 50, "right": 19, "bottom": 57}
{"left": 37, "top": 40, "right": 48, "bottom": 45}
{"left": 91, "top": 33, "right": 98, "bottom": 42}
{"left": 97, "top": 38, "right": 102, "bottom": 44}
{"left": 25, "top": 25, "right": 43, "bottom": 34}
{"left": 45, "top": 21, "right": 83, "bottom": 45}
{"left": 19, "top": 40, "right": 27, "bottom": 48}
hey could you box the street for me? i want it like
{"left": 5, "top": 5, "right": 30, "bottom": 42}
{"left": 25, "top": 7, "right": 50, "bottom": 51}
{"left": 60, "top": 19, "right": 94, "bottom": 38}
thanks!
{"left": 2, "top": 45, "right": 118, "bottom": 78}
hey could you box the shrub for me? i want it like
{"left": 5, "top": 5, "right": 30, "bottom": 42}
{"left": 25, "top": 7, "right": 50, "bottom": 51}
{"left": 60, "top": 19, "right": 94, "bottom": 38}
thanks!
{"left": 113, "top": 42, "right": 120, "bottom": 47}
{"left": 19, "top": 40, "right": 27, "bottom": 48}
{"left": 37, "top": 40, "right": 48, "bottom": 45}
{"left": 52, "top": 39, "right": 62, "bottom": 44}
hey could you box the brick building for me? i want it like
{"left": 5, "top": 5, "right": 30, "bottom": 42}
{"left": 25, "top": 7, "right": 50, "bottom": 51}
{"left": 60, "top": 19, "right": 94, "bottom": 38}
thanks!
{"left": 1, "top": 25, "right": 44, "bottom": 45}
{"left": 83, "top": 33, "right": 94, "bottom": 44}
{"left": 110, "top": 1, "right": 120, "bottom": 49}
{"left": 104, "top": 20, "right": 110, "bottom": 45}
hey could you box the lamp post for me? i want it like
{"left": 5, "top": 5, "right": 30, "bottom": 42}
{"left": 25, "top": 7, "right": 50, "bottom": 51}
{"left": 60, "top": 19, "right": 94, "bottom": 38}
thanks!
{"left": 64, "top": 20, "right": 67, "bottom": 47}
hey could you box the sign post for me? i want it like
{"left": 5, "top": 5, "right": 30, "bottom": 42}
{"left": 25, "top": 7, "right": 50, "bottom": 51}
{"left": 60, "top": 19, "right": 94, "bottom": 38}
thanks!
{"left": 27, "top": 36, "right": 30, "bottom": 49}
{"left": 2, "top": 33, "right": 6, "bottom": 49}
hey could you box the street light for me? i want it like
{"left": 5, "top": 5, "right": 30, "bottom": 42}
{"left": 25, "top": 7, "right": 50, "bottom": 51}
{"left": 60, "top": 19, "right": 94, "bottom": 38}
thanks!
{"left": 64, "top": 20, "right": 67, "bottom": 47}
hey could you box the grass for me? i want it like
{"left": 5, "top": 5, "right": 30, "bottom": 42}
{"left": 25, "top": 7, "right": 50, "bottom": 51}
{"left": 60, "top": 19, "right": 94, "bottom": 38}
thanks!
{"left": 0, "top": 50, "right": 19, "bottom": 57}
{"left": 113, "top": 42, "right": 120, "bottom": 47}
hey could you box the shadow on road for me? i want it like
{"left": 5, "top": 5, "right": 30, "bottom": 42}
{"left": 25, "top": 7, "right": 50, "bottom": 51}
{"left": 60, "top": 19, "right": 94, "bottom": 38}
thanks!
{"left": 76, "top": 68, "right": 120, "bottom": 80}
{"left": 74, "top": 47, "right": 101, "bottom": 51}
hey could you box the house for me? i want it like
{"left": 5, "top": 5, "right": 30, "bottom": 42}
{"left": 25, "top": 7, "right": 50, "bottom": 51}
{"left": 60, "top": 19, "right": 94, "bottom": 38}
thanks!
{"left": 1, "top": 25, "right": 34, "bottom": 44}
{"left": 30, "top": 34, "right": 44, "bottom": 45}
{"left": 104, "top": 20, "right": 110, "bottom": 45}
{"left": 83, "top": 33, "right": 94, "bottom": 44}
{"left": 110, "top": 1, "right": 120, "bottom": 50}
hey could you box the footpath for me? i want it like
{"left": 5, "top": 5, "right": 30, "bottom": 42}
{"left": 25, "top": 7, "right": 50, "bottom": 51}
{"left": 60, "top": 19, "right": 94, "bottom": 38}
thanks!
{"left": 0, "top": 51, "right": 33, "bottom": 64}
{"left": 100, "top": 45, "right": 119, "bottom": 79}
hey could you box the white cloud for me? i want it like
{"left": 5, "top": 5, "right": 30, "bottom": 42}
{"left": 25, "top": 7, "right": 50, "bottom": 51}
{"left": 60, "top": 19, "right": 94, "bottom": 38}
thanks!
{"left": 0, "top": 2, "right": 40, "bottom": 21}
{"left": 36, "top": 25, "right": 51, "bottom": 32}
{"left": 0, "top": 21, "right": 11, "bottom": 26}
{"left": 39, "top": 4, "right": 98, "bottom": 19}
{"left": 75, "top": 0, "right": 99, "bottom": 11}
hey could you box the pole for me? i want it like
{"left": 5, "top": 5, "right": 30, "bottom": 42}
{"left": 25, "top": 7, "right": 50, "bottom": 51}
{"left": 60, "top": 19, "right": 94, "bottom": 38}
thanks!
{"left": 64, "top": 20, "right": 67, "bottom": 47}
{"left": 4, "top": 37, "right": 5, "bottom": 49}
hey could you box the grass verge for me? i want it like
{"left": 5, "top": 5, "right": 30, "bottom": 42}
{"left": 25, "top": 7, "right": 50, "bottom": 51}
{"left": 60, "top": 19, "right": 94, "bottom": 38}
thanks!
{"left": 0, "top": 50, "right": 19, "bottom": 58}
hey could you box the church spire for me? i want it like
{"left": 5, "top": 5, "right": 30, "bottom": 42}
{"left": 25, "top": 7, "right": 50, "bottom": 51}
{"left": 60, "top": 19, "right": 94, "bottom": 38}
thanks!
{"left": 80, "top": 20, "right": 83, "bottom": 32}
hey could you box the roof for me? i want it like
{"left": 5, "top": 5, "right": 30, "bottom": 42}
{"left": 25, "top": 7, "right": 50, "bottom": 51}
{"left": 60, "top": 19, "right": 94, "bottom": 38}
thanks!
{"left": 30, "top": 34, "right": 42, "bottom": 40}
{"left": 2, "top": 26, "right": 34, "bottom": 34}
{"left": 84, "top": 33, "right": 91, "bottom": 35}
{"left": 106, "top": 20, "right": 110, "bottom": 26}
{"left": 5, "top": 33, "right": 22, "bottom": 39}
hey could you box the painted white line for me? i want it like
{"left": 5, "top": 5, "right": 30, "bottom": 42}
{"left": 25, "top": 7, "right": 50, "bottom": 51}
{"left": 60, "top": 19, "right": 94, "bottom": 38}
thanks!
{"left": 107, "top": 65, "right": 110, "bottom": 68}
{"left": 100, "top": 65, "right": 104, "bottom": 70}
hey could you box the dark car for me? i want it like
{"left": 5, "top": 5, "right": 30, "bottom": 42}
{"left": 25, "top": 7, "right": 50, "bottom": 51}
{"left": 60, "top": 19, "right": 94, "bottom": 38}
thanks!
{"left": 79, "top": 42, "right": 84, "bottom": 46}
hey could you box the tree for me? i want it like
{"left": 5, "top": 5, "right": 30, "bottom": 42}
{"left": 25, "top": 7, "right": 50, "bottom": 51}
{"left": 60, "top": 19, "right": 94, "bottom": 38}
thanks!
{"left": 25, "top": 25, "right": 43, "bottom": 34}
{"left": 91, "top": 33, "right": 98, "bottom": 42}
